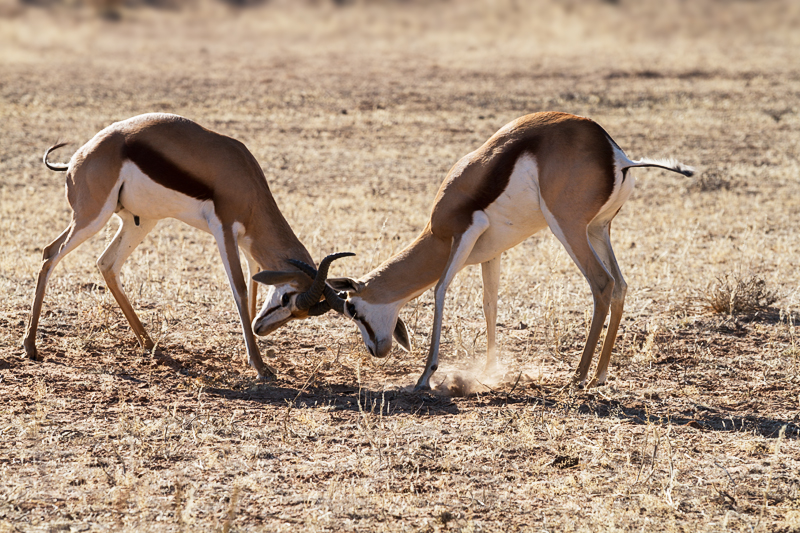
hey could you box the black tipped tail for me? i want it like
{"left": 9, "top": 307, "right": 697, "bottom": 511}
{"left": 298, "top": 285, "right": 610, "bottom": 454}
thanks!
{"left": 43, "top": 143, "right": 70, "bottom": 172}
{"left": 624, "top": 158, "right": 694, "bottom": 177}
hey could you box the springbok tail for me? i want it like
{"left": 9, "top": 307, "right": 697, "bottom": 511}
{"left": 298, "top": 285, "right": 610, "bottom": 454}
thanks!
{"left": 623, "top": 157, "right": 695, "bottom": 177}
{"left": 43, "top": 143, "right": 70, "bottom": 172}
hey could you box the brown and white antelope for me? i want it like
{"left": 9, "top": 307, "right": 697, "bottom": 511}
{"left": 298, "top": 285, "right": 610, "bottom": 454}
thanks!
{"left": 322, "top": 112, "right": 694, "bottom": 390}
{"left": 23, "top": 113, "right": 350, "bottom": 379}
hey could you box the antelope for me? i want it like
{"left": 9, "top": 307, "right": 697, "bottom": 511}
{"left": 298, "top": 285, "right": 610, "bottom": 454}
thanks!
{"left": 321, "top": 112, "right": 694, "bottom": 390}
{"left": 23, "top": 113, "right": 350, "bottom": 379}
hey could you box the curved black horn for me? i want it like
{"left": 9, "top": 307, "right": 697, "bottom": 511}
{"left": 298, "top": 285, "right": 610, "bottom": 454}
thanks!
{"left": 307, "top": 300, "right": 332, "bottom": 317}
{"left": 287, "top": 259, "right": 317, "bottom": 278}
{"left": 289, "top": 252, "right": 355, "bottom": 311}
{"left": 288, "top": 259, "right": 349, "bottom": 315}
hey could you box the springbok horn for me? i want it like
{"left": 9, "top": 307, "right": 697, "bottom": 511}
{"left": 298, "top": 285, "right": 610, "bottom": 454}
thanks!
{"left": 290, "top": 252, "right": 355, "bottom": 311}
{"left": 290, "top": 259, "right": 350, "bottom": 315}
{"left": 307, "top": 300, "right": 332, "bottom": 317}
{"left": 252, "top": 270, "right": 310, "bottom": 286}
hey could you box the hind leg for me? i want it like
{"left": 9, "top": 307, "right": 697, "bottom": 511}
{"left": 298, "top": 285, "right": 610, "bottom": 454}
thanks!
{"left": 542, "top": 210, "right": 614, "bottom": 388}
{"left": 96, "top": 210, "right": 158, "bottom": 350}
{"left": 587, "top": 222, "right": 627, "bottom": 387}
{"left": 23, "top": 212, "right": 115, "bottom": 359}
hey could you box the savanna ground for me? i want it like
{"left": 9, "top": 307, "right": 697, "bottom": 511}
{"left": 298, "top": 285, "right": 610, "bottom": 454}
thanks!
{"left": 1, "top": 0, "right": 799, "bottom": 531}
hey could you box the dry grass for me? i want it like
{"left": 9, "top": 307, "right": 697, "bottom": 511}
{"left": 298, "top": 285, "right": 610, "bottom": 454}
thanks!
{"left": 703, "top": 272, "right": 780, "bottom": 316}
{"left": 1, "top": 0, "right": 799, "bottom": 531}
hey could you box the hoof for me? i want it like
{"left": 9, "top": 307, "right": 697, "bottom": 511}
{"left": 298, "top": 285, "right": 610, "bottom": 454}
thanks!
{"left": 571, "top": 371, "right": 591, "bottom": 389}
{"left": 413, "top": 382, "right": 432, "bottom": 392}
{"left": 23, "top": 343, "right": 39, "bottom": 361}
{"left": 482, "top": 361, "right": 499, "bottom": 376}
{"left": 257, "top": 365, "right": 278, "bottom": 381}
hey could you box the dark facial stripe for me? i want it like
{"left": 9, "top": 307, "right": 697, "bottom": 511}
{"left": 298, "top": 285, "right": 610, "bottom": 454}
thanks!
{"left": 357, "top": 317, "right": 377, "bottom": 349}
{"left": 123, "top": 141, "right": 214, "bottom": 201}
{"left": 261, "top": 304, "right": 281, "bottom": 317}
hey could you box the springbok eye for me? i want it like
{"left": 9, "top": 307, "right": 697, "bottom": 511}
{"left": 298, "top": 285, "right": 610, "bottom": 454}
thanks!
{"left": 346, "top": 301, "right": 358, "bottom": 319}
{"left": 281, "top": 293, "right": 291, "bottom": 307}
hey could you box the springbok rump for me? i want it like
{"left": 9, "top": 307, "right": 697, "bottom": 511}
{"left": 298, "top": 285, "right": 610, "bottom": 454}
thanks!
{"left": 24, "top": 113, "right": 350, "bottom": 379}
{"left": 320, "top": 112, "right": 694, "bottom": 390}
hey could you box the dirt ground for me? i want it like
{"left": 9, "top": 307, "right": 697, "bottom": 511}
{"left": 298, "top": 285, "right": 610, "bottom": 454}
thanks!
{"left": 1, "top": 1, "right": 799, "bottom": 531}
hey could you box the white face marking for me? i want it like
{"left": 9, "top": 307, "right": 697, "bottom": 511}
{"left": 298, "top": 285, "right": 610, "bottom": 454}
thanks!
{"left": 118, "top": 161, "right": 212, "bottom": 231}
{"left": 344, "top": 297, "right": 401, "bottom": 358}
{"left": 252, "top": 283, "right": 297, "bottom": 336}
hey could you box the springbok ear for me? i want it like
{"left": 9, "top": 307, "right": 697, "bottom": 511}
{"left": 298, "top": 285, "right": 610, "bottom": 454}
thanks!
{"left": 393, "top": 317, "right": 411, "bottom": 352}
{"left": 252, "top": 270, "right": 306, "bottom": 286}
{"left": 327, "top": 277, "right": 366, "bottom": 294}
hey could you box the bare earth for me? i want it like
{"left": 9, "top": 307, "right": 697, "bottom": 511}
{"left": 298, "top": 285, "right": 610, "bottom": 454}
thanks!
{"left": 0, "top": 1, "right": 799, "bottom": 531}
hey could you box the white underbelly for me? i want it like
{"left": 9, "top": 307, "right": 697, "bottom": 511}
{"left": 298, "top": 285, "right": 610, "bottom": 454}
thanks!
{"left": 118, "top": 161, "right": 213, "bottom": 232}
{"left": 467, "top": 153, "right": 547, "bottom": 265}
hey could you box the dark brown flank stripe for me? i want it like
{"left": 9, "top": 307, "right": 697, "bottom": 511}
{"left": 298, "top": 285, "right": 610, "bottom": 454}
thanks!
{"left": 466, "top": 135, "right": 542, "bottom": 213}
{"left": 123, "top": 141, "right": 214, "bottom": 201}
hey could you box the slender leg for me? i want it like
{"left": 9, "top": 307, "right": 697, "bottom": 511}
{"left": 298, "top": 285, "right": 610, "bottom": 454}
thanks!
{"left": 587, "top": 222, "right": 627, "bottom": 387}
{"left": 415, "top": 212, "right": 490, "bottom": 391}
{"left": 481, "top": 255, "right": 501, "bottom": 374}
{"left": 23, "top": 212, "right": 116, "bottom": 359}
{"left": 243, "top": 251, "right": 260, "bottom": 323}
{"left": 209, "top": 217, "right": 275, "bottom": 379}
{"left": 542, "top": 211, "right": 614, "bottom": 388}
{"left": 96, "top": 210, "right": 158, "bottom": 350}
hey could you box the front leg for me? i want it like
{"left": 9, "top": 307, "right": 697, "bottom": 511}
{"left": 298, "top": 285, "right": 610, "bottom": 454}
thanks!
{"left": 415, "top": 212, "right": 490, "bottom": 391}
{"left": 210, "top": 218, "right": 275, "bottom": 379}
{"left": 481, "top": 255, "right": 501, "bottom": 374}
{"left": 243, "top": 250, "right": 261, "bottom": 323}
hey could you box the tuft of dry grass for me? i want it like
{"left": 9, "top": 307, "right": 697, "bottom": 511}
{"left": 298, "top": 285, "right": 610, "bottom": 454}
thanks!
{"left": 704, "top": 272, "right": 779, "bottom": 315}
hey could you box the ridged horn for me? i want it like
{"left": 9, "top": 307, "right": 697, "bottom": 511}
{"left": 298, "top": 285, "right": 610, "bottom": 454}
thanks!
{"left": 289, "top": 252, "right": 355, "bottom": 311}
{"left": 252, "top": 269, "right": 310, "bottom": 286}
{"left": 288, "top": 259, "right": 348, "bottom": 315}
{"left": 306, "top": 300, "right": 333, "bottom": 317}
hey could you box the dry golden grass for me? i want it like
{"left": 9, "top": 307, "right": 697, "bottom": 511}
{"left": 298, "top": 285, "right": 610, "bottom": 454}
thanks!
{"left": 703, "top": 272, "right": 780, "bottom": 316}
{"left": 1, "top": 0, "right": 799, "bottom": 531}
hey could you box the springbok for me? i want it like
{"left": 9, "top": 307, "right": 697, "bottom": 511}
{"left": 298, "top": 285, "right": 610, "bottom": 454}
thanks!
{"left": 23, "top": 113, "right": 350, "bottom": 379}
{"left": 321, "top": 112, "right": 694, "bottom": 390}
